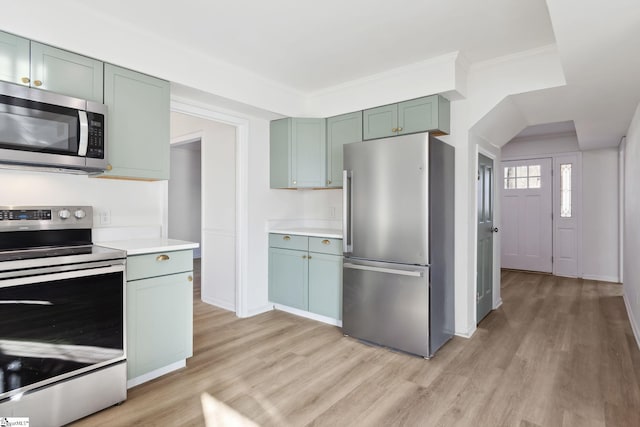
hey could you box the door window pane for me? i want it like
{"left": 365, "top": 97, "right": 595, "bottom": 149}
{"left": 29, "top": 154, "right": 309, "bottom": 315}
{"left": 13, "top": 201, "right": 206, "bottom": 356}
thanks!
{"left": 504, "top": 164, "right": 542, "bottom": 190}
{"left": 560, "top": 163, "right": 572, "bottom": 217}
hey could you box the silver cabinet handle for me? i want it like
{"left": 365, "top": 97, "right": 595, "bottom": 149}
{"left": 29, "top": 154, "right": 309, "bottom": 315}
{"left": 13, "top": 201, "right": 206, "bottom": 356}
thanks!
{"left": 343, "top": 263, "right": 423, "bottom": 277}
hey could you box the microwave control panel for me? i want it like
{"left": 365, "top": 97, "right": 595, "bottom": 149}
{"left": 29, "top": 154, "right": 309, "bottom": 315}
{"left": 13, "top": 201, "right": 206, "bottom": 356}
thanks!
{"left": 86, "top": 112, "right": 105, "bottom": 159}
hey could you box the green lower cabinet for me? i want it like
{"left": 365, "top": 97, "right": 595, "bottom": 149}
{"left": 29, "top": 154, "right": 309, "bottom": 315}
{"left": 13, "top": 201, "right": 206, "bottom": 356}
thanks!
{"left": 308, "top": 252, "right": 342, "bottom": 319}
{"left": 268, "top": 247, "right": 309, "bottom": 310}
{"left": 268, "top": 234, "right": 343, "bottom": 320}
{"left": 127, "top": 271, "right": 193, "bottom": 380}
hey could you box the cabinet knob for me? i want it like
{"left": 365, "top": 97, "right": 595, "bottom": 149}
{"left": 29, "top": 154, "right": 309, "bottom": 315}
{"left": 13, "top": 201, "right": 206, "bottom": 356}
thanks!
{"left": 397, "top": 127, "right": 403, "bottom": 132}
{"left": 302, "top": 255, "right": 307, "bottom": 259}
{"left": 322, "top": 239, "right": 330, "bottom": 245}
{"left": 292, "top": 180, "right": 297, "bottom": 185}
{"left": 21, "top": 77, "right": 30, "bottom": 84}
{"left": 327, "top": 180, "right": 332, "bottom": 185}
{"left": 283, "top": 235, "right": 291, "bottom": 241}
{"left": 187, "top": 275, "right": 193, "bottom": 282}
{"left": 106, "top": 164, "right": 113, "bottom": 171}
{"left": 33, "top": 80, "right": 43, "bottom": 87}
{"left": 156, "top": 254, "right": 170, "bottom": 261}
{"left": 391, "top": 127, "right": 398, "bottom": 132}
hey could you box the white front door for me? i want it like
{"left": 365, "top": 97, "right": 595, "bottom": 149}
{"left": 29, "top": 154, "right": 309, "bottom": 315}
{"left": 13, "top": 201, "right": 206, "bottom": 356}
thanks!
{"left": 501, "top": 158, "right": 553, "bottom": 273}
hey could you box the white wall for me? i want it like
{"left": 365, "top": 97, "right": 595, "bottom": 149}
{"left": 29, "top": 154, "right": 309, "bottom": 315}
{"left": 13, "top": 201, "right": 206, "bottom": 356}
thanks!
{"left": 0, "top": 169, "right": 164, "bottom": 239}
{"left": 623, "top": 103, "right": 640, "bottom": 348}
{"left": 582, "top": 148, "right": 619, "bottom": 282}
{"left": 169, "top": 144, "right": 202, "bottom": 256}
{"left": 502, "top": 133, "right": 580, "bottom": 157}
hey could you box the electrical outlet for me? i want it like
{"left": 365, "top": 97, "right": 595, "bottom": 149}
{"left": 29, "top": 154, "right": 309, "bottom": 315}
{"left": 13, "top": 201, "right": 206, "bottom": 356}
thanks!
{"left": 99, "top": 210, "right": 111, "bottom": 225}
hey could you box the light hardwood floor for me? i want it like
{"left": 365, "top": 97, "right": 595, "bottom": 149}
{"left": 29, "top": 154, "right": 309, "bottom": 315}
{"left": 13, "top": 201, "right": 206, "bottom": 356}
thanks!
{"left": 72, "top": 266, "right": 640, "bottom": 426}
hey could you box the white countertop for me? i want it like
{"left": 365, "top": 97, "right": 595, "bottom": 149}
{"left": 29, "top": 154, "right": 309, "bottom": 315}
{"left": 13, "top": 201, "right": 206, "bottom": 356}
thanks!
{"left": 96, "top": 238, "right": 199, "bottom": 255}
{"left": 269, "top": 227, "right": 343, "bottom": 239}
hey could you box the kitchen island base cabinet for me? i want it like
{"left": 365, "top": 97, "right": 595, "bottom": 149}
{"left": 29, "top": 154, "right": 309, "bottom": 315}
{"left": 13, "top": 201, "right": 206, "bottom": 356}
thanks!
{"left": 268, "top": 233, "right": 342, "bottom": 323}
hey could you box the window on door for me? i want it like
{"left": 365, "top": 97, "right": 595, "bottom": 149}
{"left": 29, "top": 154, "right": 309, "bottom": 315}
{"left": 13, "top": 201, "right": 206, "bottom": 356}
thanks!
{"left": 504, "top": 164, "right": 542, "bottom": 189}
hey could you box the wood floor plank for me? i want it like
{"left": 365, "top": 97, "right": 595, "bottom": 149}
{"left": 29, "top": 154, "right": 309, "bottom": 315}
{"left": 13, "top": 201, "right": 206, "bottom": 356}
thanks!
{"left": 71, "top": 267, "right": 640, "bottom": 427}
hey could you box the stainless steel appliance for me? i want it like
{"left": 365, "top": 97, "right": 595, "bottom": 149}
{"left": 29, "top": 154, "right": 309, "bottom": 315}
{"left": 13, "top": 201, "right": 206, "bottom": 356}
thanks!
{"left": 0, "top": 81, "right": 107, "bottom": 173}
{"left": 0, "top": 206, "right": 126, "bottom": 426}
{"left": 342, "top": 133, "right": 454, "bottom": 358}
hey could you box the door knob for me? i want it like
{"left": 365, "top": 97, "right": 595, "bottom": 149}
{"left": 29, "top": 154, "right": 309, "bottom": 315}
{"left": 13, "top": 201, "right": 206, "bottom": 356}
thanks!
{"left": 491, "top": 227, "right": 499, "bottom": 233}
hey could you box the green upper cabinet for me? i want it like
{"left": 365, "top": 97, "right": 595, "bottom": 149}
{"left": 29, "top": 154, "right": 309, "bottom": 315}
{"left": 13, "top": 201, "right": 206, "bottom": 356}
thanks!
{"left": 363, "top": 95, "right": 450, "bottom": 140}
{"left": 363, "top": 104, "right": 398, "bottom": 140}
{"left": 30, "top": 42, "right": 104, "bottom": 103}
{"left": 102, "top": 64, "right": 170, "bottom": 180}
{"left": 270, "top": 117, "right": 326, "bottom": 188}
{"left": 0, "top": 32, "right": 103, "bottom": 103}
{"left": 326, "top": 111, "right": 362, "bottom": 188}
{"left": 0, "top": 31, "right": 29, "bottom": 84}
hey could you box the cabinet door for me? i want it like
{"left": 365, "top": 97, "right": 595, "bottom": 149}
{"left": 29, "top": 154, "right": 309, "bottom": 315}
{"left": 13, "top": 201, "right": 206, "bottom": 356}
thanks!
{"left": 30, "top": 42, "right": 104, "bottom": 103}
{"left": 0, "top": 31, "right": 30, "bottom": 85}
{"left": 127, "top": 271, "right": 193, "bottom": 379}
{"left": 363, "top": 104, "right": 398, "bottom": 140}
{"left": 269, "top": 118, "right": 291, "bottom": 189}
{"left": 269, "top": 247, "right": 308, "bottom": 310}
{"left": 103, "top": 64, "right": 170, "bottom": 180}
{"left": 308, "top": 253, "right": 342, "bottom": 319}
{"left": 398, "top": 95, "right": 450, "bottom": 136}
{"left": 326, "top": 112, "right": 362, "bottom": 187}
{"left": 291, "top": 118, "right": 326, "bottom": 187}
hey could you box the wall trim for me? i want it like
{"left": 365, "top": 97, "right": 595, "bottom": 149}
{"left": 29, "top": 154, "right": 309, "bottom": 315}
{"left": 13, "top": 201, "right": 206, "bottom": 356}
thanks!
{"left": 273, "top": 304, "right": 342, "bottom": 327}
{"left": 582, "top": 274, "right": 620, "bottom": 283}
{"left": 170, "top": 98, "right": 251, "bottom": 318}
{"left": 201, "top": 296, "right": 235, "bottom": 312}
{"left": 624, "top": 292, "right": 640, "bottom": 351}
{"left": 246, "top": 304, "right": 274, "bottom": 317}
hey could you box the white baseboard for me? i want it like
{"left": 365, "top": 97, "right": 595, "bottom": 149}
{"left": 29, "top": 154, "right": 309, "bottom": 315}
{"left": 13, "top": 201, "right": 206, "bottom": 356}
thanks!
{"left": 454, "top": 322, "right": 476, "bottom": 339}
{"left": 582, "top": 274, "right": 620, "bottom": 283}
{"left": 201, "top": 296, "right": 235, "bottom": 312}
{"left": 272, "top": 303, "right": 342, "bottom": 327}
{"left": 245, "top": 304, "right": 274, "bottom": 318}
{"left": 623, "top": 293, "right": 640, "bottom": 351}
{"left": 127, "top": 360, "right": 186, "bottom": 389}
{"left": 493, "top": 298, "right": 503, "bottom": 309}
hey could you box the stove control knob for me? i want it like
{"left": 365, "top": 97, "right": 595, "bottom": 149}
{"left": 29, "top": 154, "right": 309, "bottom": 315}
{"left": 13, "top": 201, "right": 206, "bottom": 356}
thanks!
{"left": 74, "top": 209, "right": 86, "bottom": 219}
{"left": 59, "top": 209, "right": 71, "bottom": 220}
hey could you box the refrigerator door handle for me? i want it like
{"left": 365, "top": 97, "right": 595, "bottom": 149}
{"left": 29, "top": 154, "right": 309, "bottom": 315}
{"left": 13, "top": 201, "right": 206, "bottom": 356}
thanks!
{"left": 343, "top": 262, "right": 424, "bottom": 277}
{"left": 343, "top": 170, "right": 353, "bottom": 254}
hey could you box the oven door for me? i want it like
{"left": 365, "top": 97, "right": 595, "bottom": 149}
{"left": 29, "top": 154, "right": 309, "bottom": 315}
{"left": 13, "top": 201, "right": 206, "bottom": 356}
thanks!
{"left": 0, "top": 263, "right": 125, "bottom": 402}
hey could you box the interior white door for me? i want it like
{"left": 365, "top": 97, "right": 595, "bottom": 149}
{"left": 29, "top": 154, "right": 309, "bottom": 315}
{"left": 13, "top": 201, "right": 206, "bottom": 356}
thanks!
{"left": 501, "top": 158, "right": 553, "bottom": 273}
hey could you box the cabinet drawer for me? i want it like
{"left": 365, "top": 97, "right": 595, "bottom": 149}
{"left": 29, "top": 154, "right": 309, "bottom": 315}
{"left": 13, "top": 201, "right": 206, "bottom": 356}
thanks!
{"left": 309, "top": 237, "right": 342, "bottom": 255}
{"left": 269, "top": 233, "right": 308, "bottom": 251}
{"left": 127, "top": 250, "right": 193, "bottom": 281}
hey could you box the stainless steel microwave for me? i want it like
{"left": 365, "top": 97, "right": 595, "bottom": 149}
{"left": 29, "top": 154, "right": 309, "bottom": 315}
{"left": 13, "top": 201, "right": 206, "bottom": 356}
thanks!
{"left": 0, "top": 81, "right": 107, "bottom": 173}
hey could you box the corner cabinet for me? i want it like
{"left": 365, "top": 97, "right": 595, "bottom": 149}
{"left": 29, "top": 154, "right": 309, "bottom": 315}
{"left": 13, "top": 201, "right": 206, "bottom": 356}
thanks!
{"left": 268, "top": 233, "right": 342, "bottom": 321}
{"left": 101, "top": 64, "right": 170, "bottom": 180}
{"left": 363, "top": 94, "right": 450, "bottom": 140}
{"left": 270, "top": 118, "right": 326, "bottom": 188}
{"left": 326, "top": 111, "right": 362, "bottom": 188}
{"left": 0, "top": 31, "right": 104, "bottom": 103}
{"left": 126, "top": 249, "right": 193, "bottom": 381}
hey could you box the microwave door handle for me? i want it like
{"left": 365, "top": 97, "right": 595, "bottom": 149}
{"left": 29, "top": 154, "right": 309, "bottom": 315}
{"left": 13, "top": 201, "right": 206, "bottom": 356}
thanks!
{"left": 78, "top": 110, "right": 88, "bottom": 156}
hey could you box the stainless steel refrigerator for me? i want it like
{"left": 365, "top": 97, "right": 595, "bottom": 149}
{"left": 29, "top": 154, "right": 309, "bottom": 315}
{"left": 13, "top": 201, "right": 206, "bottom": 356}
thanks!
{"left": 342, "top": 132, "right": 454, "bottom": 358}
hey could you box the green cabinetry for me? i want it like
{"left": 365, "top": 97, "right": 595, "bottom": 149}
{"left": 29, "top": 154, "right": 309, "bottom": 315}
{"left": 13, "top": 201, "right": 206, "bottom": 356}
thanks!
{"left": 363, "top": 94, "right": 450, "bottom": 140}
{"left": 0, "top": 31, "right": 103, "bottom": 103}
{"left": 270, "top": 118, "right": 326, "bottom": 188}
{"left": 126, "top": 250, "right": 193, "bottom": 380}
{"left": 326, "top": 111, "right": 362, "bottom": 188}
{"left": 269, "top": 233, "right": 342, "bottom": 320}
{"left": 102, "top": 64, "right": 170, "bottom": 180}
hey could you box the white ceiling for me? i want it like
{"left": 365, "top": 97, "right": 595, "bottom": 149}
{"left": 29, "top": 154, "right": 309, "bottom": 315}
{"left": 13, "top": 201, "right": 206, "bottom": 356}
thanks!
{"left": 31, "top": 0, "right": 639, "bottom": 150}
{"left": 78, "top": 0, "right": 555, "bottom": 93}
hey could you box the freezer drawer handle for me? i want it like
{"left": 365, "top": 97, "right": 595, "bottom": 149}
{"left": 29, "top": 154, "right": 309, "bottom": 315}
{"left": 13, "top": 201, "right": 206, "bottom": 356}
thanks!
{"left": 343, "top": 263, "right": 423, "bottom": 277}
